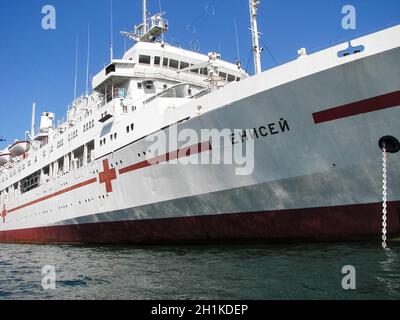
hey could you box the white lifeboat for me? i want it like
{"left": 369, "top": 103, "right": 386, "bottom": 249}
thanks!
{"left": 8, "top": 141, "right": 31, "bottom": 157}
{"left": 0, "top": 153, "right": 12, "bottom": 167}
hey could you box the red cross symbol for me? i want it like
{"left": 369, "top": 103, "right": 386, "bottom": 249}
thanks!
{"left": 99, "top": 159, "right": 117, "bottom": 193}
{"left": 1, "top": 205, "right": 7, "bottom": 223}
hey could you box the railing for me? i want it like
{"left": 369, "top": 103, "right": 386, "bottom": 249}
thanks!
{"left": 143, "top": 83, "right": 192, "bottom": 105}
{"left": 101, "top": 88, "right": 126, "bottom": 107}
{"left": 110, "top": 87, "right": 126, "bottom": 100}
{"left": 97, "top": 88, "right": 126, "bottom": 109}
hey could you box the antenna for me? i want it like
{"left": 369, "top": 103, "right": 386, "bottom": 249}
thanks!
{"left": 158, "top": 0, "right": 164, "bottom": 44}
{"left": 143, "top": 0, "right": 148, "bottom": 34}
{"left": 123, "top": 28, "right": 127, "bottom": 52}
{"left": 234, "top": 19, "right": 241, "bottom": 66}
{"left": 110, "top": 0, "right": 114, "bottom": 61}
{"left": 249, "top": 0, "right": 262, "bottom": 74}
{"left": 85, "top": 22, "right": 91, "bottom": 96}
{"left": 31, "top": 102, "right": 36, "bottom": 139}
{"left": 74, "top": 38, "right": 79, "bottom": 102}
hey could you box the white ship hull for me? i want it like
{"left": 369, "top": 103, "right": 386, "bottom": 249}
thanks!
{"left": 1, "top": 25, "right": 400, "bottom": 244}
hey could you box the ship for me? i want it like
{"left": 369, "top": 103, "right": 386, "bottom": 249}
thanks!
{"left": 0, "top": 0, "right": 399, "bottom": 244}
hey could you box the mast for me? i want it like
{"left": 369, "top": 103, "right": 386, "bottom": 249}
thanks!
{"left": 143, "top": 0, "right": 147, "bottom": 34}
{"left": 85, "top": 22, "right": 90, "bottom": 96}
{"left": 31, "top": 102, "right": 36, "bottom": 139}
{"left": 120, "top": 0, "right": 168, "bottom": 43}
{"left": 249, "top": 0, "right": 262, "bottom": 74}
{"left": 74, "top": 38, "right": 78, "bottom": 102}
{"left": 110, "top": 0, "right": 114, "bottom": 61}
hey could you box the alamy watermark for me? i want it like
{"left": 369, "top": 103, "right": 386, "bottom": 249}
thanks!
{"left": 42, "top": 5, "right": 56, "bottom": 30}
{"left": 42, "top": 265, "right": 56, "bottom": 290}
{"left": 146, "top": 127, "right": 255, "bottom": 176}
{"left": 341, "top": 265, "right": 356, "bottom": 290}
{"left": 145, "top": 119, "right": 290, "bottom": 176}
{"left": 342, "top": 5, "right": 357, "bottom": 30}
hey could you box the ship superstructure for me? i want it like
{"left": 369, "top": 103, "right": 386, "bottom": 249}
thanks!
{"left": 0, "top": 5, "right": 247, "bottom": 208}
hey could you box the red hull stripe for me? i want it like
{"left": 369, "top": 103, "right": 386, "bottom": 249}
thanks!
{"left": 8, "top": 178, "right": 97, "bottom": 214}
{"left": 1, "top": 201, "right": 399, "bottom": 244}
{"left": 313, "top": 91, "right": 400, "bottom": 124}
{"left": 119, "top": 141, "right": 212, "bottom": 175}
{"left": 6, "top": 142, "right": 212, "bottom": 215}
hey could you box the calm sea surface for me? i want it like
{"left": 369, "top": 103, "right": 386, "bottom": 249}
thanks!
{"left": 0, "top": 242, "right": 399, "bottom": 300}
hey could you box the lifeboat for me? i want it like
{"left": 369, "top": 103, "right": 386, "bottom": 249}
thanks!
{"left": 8, "top": 141, "right": 31, "bottom": 157}
{"left": 0, "top": 153, "right": 12, "bottom": 167}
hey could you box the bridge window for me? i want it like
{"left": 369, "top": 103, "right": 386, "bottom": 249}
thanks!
{"left": 190, "top": 67, "right": 199, "bottom": 74}
{"left": 180, "top": 61, "right": 189, "bottom": 70}
{"left": 154, "top": 56, "right": 161, "bottom": 66}
{"left": 169, "top": 59, "right": 179, "bottom": 69}
{"left": 106, "top": 64, "right": 115, "bottom": 75}
{"left": 139, "top": 55, "right": 151, "bottom": 65}
{"left": 227, "top": 74, "right": 235, "bottom": 82}
{"left": 163, "top": 58, "right": 169, "bottom": 67}
{"left": 219, "top": 72, "right": 227, "bottom": 80}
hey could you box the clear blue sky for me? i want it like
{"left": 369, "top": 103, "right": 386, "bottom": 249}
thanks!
{"left": 0, "top": 0, "right": 399, "bottom": 148}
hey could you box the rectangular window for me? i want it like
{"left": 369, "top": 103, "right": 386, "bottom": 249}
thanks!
{"left": 219, "top": 72, "right": 227, "bottom": 80}
{"left": 169, "top": 59, "right": 179, "bottom": 69}
{"left": 154, "top": 56, "right": 161, "bottom": 66}
{"left": 227, "top": 74, "right": 236, "bottom": 82}
{"left": 145, "top": 81, "right": 153, "bottom": 89}
{"left": 105, "top": 64, "right": 116, "bottom": 75}
{"left": 163, "top": 58, "right": 169, "bottom": 67}
{"left": 200, "top": 68, "right": 208, "bottom": 75}
{"left": 137, "top": 82, "right": 142, "bottom": 89}
{"left": 180, "top": 61, "right": 189, "bottom": 70}
{"left": 139, "top": 55, "right": 151, "bottom": 64}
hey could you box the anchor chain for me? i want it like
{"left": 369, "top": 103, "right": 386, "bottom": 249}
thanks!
{"left": 382, "top": 144, "right": 388, "bottom": 249}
